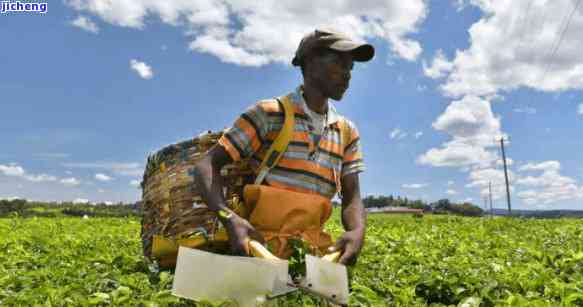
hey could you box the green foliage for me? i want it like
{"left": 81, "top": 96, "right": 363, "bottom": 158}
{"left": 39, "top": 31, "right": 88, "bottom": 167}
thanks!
{"left": 287, "top": 238, "right": 310, "bottom": 281}
{"left": 1, "top": 214, "right": 582, "bottom": 306}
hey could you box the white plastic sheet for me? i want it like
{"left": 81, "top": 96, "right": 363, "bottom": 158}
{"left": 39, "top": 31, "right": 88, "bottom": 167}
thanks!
{"left": 303, "top": 254, "right": 349, "bottom": 305}
{"left": 172, "top": 247, "right": 288, "bottom": 307}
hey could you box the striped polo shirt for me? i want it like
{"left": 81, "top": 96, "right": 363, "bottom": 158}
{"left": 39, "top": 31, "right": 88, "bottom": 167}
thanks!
{"left": 218, "top": 86, "right": 365, "bottom": 199}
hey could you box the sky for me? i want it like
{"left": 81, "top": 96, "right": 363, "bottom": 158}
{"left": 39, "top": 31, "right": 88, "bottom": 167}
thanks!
{"left": 1, "top": 0, "right": 583, "bottom": 210}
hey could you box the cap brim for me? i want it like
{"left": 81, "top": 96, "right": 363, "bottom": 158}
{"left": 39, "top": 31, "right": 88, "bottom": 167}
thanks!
{"left": 328, "top": 40, "right": 375, "bottom": 62}
{"left": 292, "top": 56, "right": 301, "bottom": 66}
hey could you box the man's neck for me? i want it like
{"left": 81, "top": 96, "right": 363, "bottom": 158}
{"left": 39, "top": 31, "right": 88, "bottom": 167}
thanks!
{"left": 302, "top": 83, "right": 328, "bottom": 115}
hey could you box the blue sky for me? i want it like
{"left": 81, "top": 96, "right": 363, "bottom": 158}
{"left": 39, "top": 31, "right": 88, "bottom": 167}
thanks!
{"left": 1, "top": 0, "right": 583, "bottom": 210}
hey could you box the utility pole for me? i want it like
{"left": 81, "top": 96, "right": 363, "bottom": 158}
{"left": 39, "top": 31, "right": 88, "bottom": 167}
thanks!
{"left": 489, "top": 181, "right": 493, "bottom": 218}
{"left": 499, "top": 138, "right": 512, "bottom": 215}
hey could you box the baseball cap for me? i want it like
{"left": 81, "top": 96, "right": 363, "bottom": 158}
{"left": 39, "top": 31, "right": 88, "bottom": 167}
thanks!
{"left": 292, "top": 29, "right": 375, "bottom": 66}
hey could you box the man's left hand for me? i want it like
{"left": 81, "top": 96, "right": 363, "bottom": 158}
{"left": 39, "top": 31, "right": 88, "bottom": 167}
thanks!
{"left": 328, "top": 228, "right": 365, "bottom": 266}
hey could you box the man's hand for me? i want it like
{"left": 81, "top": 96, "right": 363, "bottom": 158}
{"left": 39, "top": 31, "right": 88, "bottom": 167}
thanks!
{"left": 222, "top": 214, "right": 264, "bottom": 256}
{"left": 328, "top": 228, "right": 365, "bottom": 266}
{"left": 334, "top": 172, "right": 367, "bottom": 266}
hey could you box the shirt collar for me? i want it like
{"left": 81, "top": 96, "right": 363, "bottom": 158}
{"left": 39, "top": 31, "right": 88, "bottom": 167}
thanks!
{"left": 293, "top": 85, "right": 341, "bottom": 126}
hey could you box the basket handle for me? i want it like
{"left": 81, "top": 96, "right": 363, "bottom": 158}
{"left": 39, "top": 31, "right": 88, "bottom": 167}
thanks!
{"left": 247, "top": 239, "right": 281, "bottom": 261}
{"left": 321, "top": 251, "right": 342, "bottom": 263}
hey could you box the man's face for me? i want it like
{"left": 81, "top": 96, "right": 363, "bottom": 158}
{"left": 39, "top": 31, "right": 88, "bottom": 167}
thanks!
{"left": 305, "top": 49, "right": 354, "bottom": 101}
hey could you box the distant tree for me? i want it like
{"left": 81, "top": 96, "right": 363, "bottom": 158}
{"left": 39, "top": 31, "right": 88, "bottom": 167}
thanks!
{"left": 0, "top": 199, "right": 140, "bottom": 218}
{"left": 433, "top": 199, "right": 452, "bottom": 211}
{"left": 409, "top": 200, "right": 432, "bottom": 212}
{"left": 454, "top": 202, "right": 484, "bottom": 217}
{"left": 361, "top": 195, "right": 482, "bottom": 216}
{"left": 362, "top": 195, "right": 394, "bottom": 208}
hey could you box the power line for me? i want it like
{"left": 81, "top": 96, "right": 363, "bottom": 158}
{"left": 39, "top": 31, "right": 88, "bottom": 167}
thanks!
{"left": 540, "top": 0, "right": 582, "bottom": 84}
{"left": 543, "top": 3, "right": 572, "bottom": 66}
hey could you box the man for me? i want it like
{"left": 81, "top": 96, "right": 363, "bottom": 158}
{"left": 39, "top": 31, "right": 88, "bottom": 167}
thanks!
{"left": 193, "top": 29, "right": 374, "bottom": 265}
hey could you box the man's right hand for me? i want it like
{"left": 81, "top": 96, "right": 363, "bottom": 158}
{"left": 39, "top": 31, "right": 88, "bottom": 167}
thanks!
{"left": 222, "top": 214, "right": 264, "bottom": 256}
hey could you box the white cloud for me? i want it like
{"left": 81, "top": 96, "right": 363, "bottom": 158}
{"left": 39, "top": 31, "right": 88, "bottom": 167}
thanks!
{"left": 62, "top": 162, "right": 143, "bottom": 177}
{"left": 71, "top": 15, "right": 99, "bottom": 33}
{"left": 95, "top": 173, "right": 113, "bottom": 182}
{"left": 402, "top": 183, "right": 428, "bottom": 189}
{"left": 465, "top": 167, "right": 515, "bottom": 201}
{"left": 423, "top": 49, "right": 454, "bottom": 79}
{"left": 451, "top": 0, "right": 468, "bottom": 12}
{"left": 511, "top": 161, "right": 583, "bottom": 205}
{"left": 73, "top": 198, "right": 90, "bottom": 204}
{"left": 519, "top": 161, "right": 561, "bottom": 172}
{"left": 390, "top": 128, "right": 407, "bottom": 140}
{"left": 0, "top": 164, "right": 25, "bottom": 177}
{"left": 26, "top": 174, "right": 58, "bottom": 183}
{"left": 0, "top": 163, "right": 58, "bottom": 183}
{"left": 0, "top": 164, "right": 140, "bottom": 204}
{"left": 414, "top": 131, "right": 423, "bottom": 139}
{"left": 436, "top": 0, "right": 583, "bottom": 97}
{"left": 61, "top": 178, "right": 81, "bottom": 187}
{"left": 418, "top": 139, "right": 498, "bottom": 168}
{"left": 130, "top": 59, "right": 153, "bottom": 79}
{"left": 420, "top": 1, "right": 583, "bottom": 208}
{"left": 432, "top": 96, "right": 502, "bottom": 146}
{"left": 513, "top": 107, "right": 537, "bottom": 114}
{"left": 516, "top": 162, "right": 573, "bottom": 188}
{"left": 446, "top": 189, "right": 458, "bottom": 196}
{"left": 418, "top": 96, "right": 503, "bottom": 168}
{"left": 578, "top": 103, "right": 583, "bottom": 115}
{"left": 495, "top": 158, "right": 514, "bottom": 167}
{"left": 462, "top": 197, "right": 473, "bottom": 203}
{"left": 130, "top": 180, "right": 141, "bottom": 188}
{"left": 64, "top": 0, "right": 429, "bottom": 66}
{"left": 447, "top": 180, "right": 455, "bottom": 186}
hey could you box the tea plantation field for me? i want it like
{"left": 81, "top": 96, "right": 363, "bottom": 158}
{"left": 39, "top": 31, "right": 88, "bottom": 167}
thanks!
{"left": 1, "top": 214, "right": 582, "bottom": 306}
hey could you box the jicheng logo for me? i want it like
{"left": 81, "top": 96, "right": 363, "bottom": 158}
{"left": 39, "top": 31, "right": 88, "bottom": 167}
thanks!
{"left": 1, "top": 1, "right": 48, "bottom": 14}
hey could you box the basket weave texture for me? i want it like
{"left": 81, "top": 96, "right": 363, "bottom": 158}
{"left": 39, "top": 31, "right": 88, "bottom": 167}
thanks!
{"left": 140, "top": 131, "right": 253, "bottom": 259}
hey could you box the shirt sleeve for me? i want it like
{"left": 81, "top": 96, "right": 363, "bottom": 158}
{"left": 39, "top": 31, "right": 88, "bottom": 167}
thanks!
{"left": 341, "top": 121, "right": 365, "bottom": 177}
{"left": 218, "top": 102, "right": 270, "bottom": 162}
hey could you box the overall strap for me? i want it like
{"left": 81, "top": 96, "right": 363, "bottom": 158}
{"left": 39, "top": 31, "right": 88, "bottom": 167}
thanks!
{"left": 335, "top": 118, "right": 352, "bottom": 198}
{"left": 337, "top": 118, "right": 351, "bottom": 152}
{"left": 254, "top": 95, "right": 295, "bottom": 184}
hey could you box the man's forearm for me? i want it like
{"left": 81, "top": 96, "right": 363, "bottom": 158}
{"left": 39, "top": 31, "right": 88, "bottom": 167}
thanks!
{"left": 340, "top": 173, "right": 367, "bottom": 233}
{"left": 341, "top": 198, "right": 367, "bottom": 233}
{"left": 193, "top": 155, "right": 229, "bottom": 213}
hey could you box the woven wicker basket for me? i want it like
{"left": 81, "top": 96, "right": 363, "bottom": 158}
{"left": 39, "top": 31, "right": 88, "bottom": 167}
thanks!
{"left": 140, "top": 131, "right": 253, "bottom": 267}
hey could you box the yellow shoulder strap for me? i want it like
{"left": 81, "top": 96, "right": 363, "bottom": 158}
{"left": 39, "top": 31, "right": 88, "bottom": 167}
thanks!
{"left": 335, "top": 118, "right": 351, "bottom": 198}
{"left": 254, "top": 95, "right": 295, "bottom": 184}
{"left": 337, "top": 118, "right": 351, "bottom": 154}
